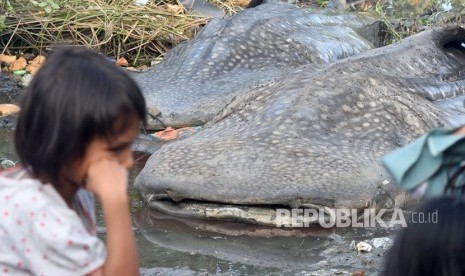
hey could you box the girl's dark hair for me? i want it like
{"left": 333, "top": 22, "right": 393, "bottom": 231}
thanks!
{"left": 382, "top": 197, "right": 465, "bottom": 276}
{"left": 15, "top": 46, "right": 146, "bottom": 186}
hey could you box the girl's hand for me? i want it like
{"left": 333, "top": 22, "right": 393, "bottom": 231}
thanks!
{"left": 85, "top": 158, "right": 129, "bottom": 204}
{"left": 85, "top": 157, "right": 139, "bottom": 276}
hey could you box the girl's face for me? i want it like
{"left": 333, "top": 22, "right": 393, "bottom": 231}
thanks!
{"left": 62, "top": 117, "right": 140, "bottom": 189}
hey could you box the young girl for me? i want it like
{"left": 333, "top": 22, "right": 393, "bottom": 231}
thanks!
{"left": 0, "top": 46, "right": 146, "bottom": 275}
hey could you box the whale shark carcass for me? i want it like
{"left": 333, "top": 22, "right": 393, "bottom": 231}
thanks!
{"left": 135, "top": 21, "right": 465, "bottom": 224}
{"left": 131, "top": 2, "right": 382, "bottom": 130}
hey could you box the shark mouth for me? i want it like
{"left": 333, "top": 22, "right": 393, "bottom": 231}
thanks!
{"left": 138, "top": 174, "right": 411, "bottom": 226}
{"left": 143, "top": 196, "right": 377, "bottom": 227}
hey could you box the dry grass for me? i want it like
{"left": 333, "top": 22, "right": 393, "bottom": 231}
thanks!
{"left": 0, "top": 0, "right": 217, "bottom": 66}
{"left": 207, "top": 0, "right": 247, "bottom": 14}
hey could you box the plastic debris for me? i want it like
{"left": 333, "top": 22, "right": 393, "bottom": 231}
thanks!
{"left": 441, "top": 0, "right": 452, "bottom": 11}
{"left": 12, "top": 70, "right": 27, "bottom": 75}
{"left": 0, "top": 104, "right": 20, "bottom": 116}
{"left": 1, "top": 159, "right": 16, "bottom": 169}
{"left": 9, "top": 57, "right": 27, "bottom": 71}
{"left": 152, "top": 126, "right": 197, "bottom": 141}
{"left": 116, "top": 57, "right": 129, "bottom": 67}
{"left": 371, "top": 237, "right": 393, "bottom": 249}
{"left": 0, "top": 54, "right": 17, "bottom": 64}
{"left": 237, "top": 0, "right": 250, "bottom": 7}
{"left": 354, "top": 241, "right": 372, "bottom": 253}
{"left": 26, "top": 55, "right": 46, "bottom": 75}
{"left": 134, "top": 0, "right": 149, "bottom": 6}
{"left": 22, "top": 74, "right": 33, "bottom": 87}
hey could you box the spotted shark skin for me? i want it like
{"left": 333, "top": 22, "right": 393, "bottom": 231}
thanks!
{"left": 131, "top": 2, "right": 381, "bottom": 130}
{"left": 135, "top": 26, "right": 465, "bottom": 224}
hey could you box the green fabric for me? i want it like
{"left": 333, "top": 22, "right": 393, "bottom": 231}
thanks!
{"left": 381, "top": 127, "right": 465, "bottom": 198}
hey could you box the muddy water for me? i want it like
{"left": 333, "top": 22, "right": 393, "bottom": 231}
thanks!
{"left": 132, "top": 206, "right": 395, "bottom": 275}
{"left": 0, "top": 129, "right": 16, "bottom": 161}
{"left": 0, "top": 130, "right": 395, "bottom": 275}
